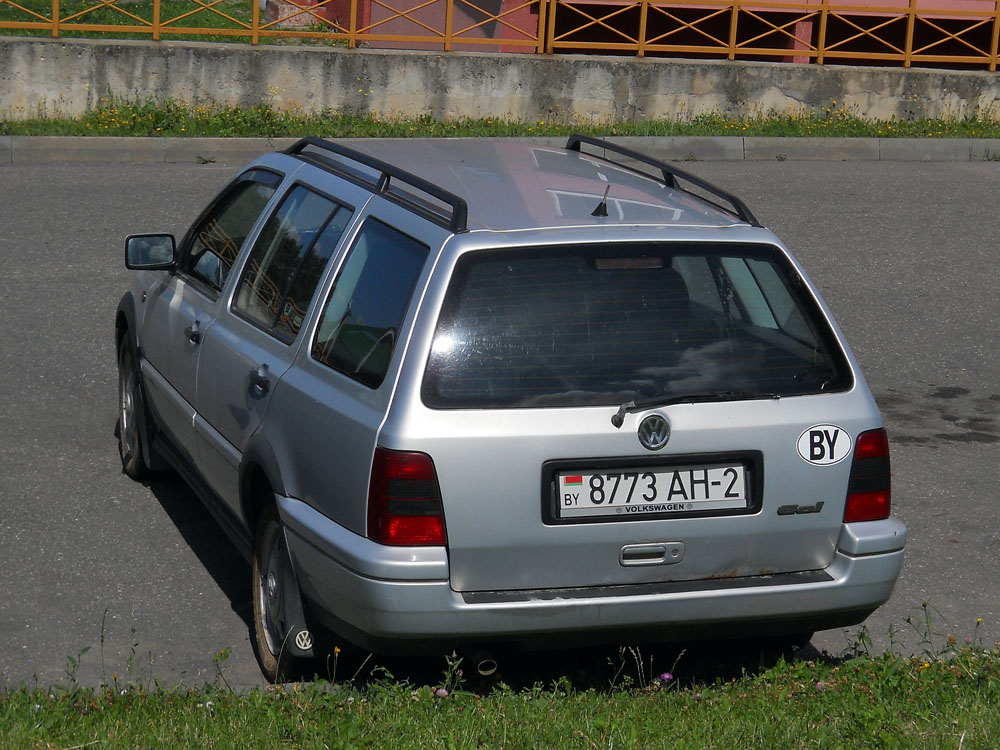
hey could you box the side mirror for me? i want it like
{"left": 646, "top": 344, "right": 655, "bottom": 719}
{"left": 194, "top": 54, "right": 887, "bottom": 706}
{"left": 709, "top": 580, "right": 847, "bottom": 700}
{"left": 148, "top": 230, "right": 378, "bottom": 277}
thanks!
{"left": 125, "top": 234, "right": 176, "bottom": 270}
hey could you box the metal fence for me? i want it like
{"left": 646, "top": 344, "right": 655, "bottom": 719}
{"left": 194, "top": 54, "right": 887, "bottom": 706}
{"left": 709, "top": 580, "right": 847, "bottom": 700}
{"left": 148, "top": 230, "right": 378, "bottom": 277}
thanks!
{"left": 1, "top": 0, "right": 997, "bottom": 69}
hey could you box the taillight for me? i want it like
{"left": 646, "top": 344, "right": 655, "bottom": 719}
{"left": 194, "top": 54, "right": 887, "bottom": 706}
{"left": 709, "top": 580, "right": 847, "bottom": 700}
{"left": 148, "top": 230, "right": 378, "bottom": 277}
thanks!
{"left": 843, "top": 428, "right": 891, "bottom": 523}
{"left": 367, "top": 448, "right": 447, "bottom": 546}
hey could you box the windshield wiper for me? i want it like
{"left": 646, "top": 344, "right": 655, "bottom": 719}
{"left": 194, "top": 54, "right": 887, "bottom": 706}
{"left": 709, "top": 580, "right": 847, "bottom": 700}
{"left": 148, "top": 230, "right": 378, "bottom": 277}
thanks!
{"left": 611, "top": 392, "right": 781, "bottom": 428}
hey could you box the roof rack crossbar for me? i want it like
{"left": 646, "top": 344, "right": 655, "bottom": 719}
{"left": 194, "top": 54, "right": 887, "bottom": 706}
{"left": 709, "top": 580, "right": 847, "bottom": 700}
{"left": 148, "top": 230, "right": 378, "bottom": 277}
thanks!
{"left": 285, "top": 137, "right": 469, "bottom": 233}
{"left": 565, "top": 134, "right": 762, "bottom": 228}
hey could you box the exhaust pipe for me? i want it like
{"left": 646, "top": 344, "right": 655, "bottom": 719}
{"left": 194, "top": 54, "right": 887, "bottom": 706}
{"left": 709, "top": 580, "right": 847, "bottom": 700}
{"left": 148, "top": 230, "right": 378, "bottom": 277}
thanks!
{"left": 466, "top": 648, "right": 498, "bottom": 676}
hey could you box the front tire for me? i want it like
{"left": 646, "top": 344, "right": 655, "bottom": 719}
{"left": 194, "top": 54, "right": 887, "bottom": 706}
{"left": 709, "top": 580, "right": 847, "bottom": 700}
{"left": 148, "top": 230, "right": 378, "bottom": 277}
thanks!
{"left": 252, "top": 504, "right": 310, "bottom": 682}
{"left": 117, "top": 337, "right": 151, "bottom": 479}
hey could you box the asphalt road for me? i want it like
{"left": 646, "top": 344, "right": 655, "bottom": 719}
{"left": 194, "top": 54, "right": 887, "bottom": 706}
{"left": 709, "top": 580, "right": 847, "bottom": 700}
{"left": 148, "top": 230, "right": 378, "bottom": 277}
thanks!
{"left": 1, "top": 158, "right": 998, "bottom": 689}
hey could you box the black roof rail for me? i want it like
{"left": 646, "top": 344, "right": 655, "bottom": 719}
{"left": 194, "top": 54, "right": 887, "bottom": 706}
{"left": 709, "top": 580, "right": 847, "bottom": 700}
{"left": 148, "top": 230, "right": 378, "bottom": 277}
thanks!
{"left": 565, "top": 134, "right": 762, "bottom": 228}
{"left": 285, "top": 137, "right": 469, "bottom": 233}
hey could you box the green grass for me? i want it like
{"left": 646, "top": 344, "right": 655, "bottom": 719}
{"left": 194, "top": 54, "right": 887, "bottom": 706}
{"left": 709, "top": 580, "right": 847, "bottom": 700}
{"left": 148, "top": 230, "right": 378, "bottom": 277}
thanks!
{"left": 3, "top": 98, "right": 1000, "bottom": 139}
{"left": 0, "top": 0, "right": 255, "bottom": 43}
{"left": 0, "top": 0, "right": 351, "bottom": 44}
{"left": 3, "top": 645, "right": 1000, "bottom": 749}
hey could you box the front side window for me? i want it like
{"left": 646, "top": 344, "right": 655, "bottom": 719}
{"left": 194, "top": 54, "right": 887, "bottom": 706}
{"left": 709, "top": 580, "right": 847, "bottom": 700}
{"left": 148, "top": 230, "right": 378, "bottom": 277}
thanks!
{"left": 182, "top": 169, "right": 281, "bottom": 294}
{"left": 312, "top": 219, "right": 429, "bottom": 388}
{"left": 232, "top": 185, "right": 351, "bottom": 341}
{"left": 422, "top": 243, "right": 852, "bottom": 409}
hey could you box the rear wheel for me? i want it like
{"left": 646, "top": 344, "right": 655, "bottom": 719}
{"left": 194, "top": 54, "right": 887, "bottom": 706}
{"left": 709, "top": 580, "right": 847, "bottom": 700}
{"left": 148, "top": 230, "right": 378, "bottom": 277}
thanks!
{"left": 252, "top": 504, "right": 311, "bottom": 682}
{"left": 117, "top": 337, "right": 150, "bottom": 479}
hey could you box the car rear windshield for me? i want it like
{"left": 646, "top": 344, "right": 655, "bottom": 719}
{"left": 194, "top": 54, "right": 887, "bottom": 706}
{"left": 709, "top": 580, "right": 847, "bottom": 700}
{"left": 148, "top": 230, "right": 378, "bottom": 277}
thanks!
{"left": 421, "top": 243, "right": 853, "bottom": 409}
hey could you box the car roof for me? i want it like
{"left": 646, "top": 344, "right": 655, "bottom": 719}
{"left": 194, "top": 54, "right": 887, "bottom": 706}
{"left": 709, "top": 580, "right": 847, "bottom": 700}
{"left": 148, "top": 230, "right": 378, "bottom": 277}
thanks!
{"left": 286, "top": 137, "right": 753, "bottom": 234}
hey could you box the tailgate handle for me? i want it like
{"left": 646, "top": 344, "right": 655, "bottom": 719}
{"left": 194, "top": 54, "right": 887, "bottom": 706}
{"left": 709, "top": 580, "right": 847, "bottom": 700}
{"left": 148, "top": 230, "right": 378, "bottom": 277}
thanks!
{"left": 619, "top": 542, "right": 685, "bottom": 567}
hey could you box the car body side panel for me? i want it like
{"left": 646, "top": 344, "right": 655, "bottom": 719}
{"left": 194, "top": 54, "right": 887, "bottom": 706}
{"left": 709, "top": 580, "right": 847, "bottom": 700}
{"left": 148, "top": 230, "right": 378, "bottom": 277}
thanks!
{"left": 195, "top": 315, "right": 298, "bottom": 512}
{"left": 138, "top": 275, "right": 217, "bottom": 461}
{"left": 259, "top": 195, "right": 453, "bottom": 535}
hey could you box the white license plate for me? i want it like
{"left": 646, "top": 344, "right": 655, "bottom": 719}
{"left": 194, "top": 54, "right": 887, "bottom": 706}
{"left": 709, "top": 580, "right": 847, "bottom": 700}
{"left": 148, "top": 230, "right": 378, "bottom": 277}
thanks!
{"left": 557, "top": 464, "right": 748, "bottom": 519}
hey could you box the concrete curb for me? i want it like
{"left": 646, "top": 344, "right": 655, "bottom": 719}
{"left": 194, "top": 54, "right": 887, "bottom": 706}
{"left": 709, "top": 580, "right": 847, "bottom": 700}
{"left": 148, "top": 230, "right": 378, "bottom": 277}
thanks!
{"left": 3, "top": 135, "right": 1000, "bottom": 165}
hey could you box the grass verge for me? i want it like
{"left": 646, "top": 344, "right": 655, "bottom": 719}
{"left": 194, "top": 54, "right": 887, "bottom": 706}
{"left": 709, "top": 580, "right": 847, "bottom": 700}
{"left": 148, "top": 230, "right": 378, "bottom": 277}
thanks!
{"left": 3, "top": 99, "right": 1000, "bottom": 139}
{"left": 3, "top": 642, "right": 1000, "bottom": 749}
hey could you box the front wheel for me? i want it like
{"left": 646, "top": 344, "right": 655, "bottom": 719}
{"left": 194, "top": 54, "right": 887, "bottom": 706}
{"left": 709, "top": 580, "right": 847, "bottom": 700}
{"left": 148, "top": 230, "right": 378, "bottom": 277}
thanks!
{"left": 251, "top": 504, "right": 313, "bottom": 682}
{"left": 117, "top": 338, "right": 151, "bottom": 479}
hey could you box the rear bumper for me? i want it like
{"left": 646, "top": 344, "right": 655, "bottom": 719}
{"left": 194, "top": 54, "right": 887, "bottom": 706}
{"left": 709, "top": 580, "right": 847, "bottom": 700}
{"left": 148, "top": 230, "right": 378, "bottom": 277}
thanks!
{"left": 279, "top": 495, "right": 905, "bottom": 652}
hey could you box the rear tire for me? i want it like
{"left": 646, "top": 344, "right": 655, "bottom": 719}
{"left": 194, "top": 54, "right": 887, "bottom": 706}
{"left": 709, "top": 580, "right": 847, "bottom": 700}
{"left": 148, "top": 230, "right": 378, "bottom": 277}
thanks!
{"left": 117, "top": 337, "right": 151, "bottom": 479}
{"left": 251, "top": 504, "right": 309, "bottom": 683}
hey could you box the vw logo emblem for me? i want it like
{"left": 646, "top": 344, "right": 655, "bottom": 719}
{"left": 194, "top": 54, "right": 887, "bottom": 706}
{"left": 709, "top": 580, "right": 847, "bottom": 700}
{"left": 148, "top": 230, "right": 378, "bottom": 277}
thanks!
{"left": 638, "top": 415, "right": 670, "bottom": 451}
{"left": 294, "top": 630, "right": 314, "bottom": 651}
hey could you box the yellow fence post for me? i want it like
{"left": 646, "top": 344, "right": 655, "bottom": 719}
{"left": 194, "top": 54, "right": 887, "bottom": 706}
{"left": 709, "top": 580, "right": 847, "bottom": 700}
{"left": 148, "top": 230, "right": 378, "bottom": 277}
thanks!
{"left": 52, "top": 0, "right": 59, "bottom": 38}
{"left": 535, "top": 0, "right": 548, "bottom": 53}
{"left": 637, "top": 0, "right": 648, "bottom": 57}
{"left": 349, "top": 0, "right": 359, "bottom": 48}
{"left": 545, "top": 0, "right": 557, "bottom": 53}
{"left": 728, "top": 0, "right": 740, "bottom": 59}
{"left": 153, "top": 0, "right": 160, "bottom": 41}
{"left": 990, "top": 0, "right": 999, "bottom": 71}
{"left": 445, "top": 0, "right": 455, "bottom": 50}
{"left": 904, "top": 0, "right": 916, "bottom": 66}
{"left": 817, "top": 0, "right": 829, "bottom": 63}
{"left": 252, "top": 0, "right": 260, "bottom": 45}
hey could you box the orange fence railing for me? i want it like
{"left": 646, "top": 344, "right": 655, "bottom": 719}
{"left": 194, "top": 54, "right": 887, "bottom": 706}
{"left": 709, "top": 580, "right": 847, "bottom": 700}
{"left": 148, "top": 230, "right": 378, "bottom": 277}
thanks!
{"left": 547, "top": 0, "right": 1000, "bottom": 68}
{"left": 0, "top": 0, "right": 996, "bottom": 68}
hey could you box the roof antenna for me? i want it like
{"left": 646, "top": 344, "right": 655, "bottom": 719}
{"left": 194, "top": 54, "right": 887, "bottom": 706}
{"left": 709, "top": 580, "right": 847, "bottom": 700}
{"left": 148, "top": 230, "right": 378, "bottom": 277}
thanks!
{"left": 591, "top": 184, "right": 611, "bottom": 217}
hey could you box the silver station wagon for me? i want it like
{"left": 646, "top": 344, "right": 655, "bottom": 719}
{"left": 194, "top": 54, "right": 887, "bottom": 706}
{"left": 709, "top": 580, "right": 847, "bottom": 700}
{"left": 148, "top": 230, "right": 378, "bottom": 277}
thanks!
{"left": 116, "top": 135, "right": 906, "bottom": 681}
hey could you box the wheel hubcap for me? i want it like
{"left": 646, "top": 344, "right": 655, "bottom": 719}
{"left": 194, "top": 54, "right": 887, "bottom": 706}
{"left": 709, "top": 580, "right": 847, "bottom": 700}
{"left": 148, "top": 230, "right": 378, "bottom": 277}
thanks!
{"left": 120, "top": 370, "right": 137, "bottom": 458}
{"left": 267, "top": 571, "right": 278, "bottom": 600}
{"left": 258, "top": 523, "right": 287, "bottom": 657}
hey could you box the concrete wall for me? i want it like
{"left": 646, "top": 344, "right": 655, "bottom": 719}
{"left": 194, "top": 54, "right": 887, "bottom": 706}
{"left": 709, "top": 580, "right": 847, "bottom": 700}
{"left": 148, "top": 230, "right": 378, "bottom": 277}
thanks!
{"left": 2, "top": 37, "right": 999, "bottom": 122}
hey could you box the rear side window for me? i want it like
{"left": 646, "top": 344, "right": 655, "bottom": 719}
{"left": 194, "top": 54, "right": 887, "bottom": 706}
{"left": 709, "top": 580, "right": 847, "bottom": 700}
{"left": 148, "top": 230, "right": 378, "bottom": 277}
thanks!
{"left": 422, "top": 244, "right": 852, "bottom": 409}
{"left": 312, "top": 219, "right": 429, "bottom": 388}
{"left": 182, "top": 169, "right": 281, "bottom": 294}
{"left": 233, "top": 185, "right": 351, "bottom": 342}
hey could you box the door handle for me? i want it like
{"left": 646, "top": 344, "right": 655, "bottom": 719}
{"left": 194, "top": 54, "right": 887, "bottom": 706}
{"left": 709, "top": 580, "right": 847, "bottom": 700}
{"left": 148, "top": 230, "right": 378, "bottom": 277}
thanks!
{"left": 619, "top": 542, "right": 685, "bottom": 567}
{"left": 184, "top": 320, "right": 202, "bottom": 345}
{"left": 249, "top": 364, "right": 271, "bottom": 398}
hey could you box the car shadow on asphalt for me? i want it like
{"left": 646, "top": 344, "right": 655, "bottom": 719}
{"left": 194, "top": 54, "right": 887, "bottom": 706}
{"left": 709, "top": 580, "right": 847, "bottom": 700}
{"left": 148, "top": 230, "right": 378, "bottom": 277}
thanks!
{"left": 139, "top": 471, "right": 253, "bottom": 630}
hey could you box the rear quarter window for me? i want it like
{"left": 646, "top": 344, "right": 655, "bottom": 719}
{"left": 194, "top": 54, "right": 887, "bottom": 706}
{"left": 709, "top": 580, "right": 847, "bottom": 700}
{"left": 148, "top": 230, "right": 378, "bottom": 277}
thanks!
{"left": 311, "top": 219, "right": 429, "bottom": 388}
{"left": 422, "top": 243, "right": 852, "bottom": 409}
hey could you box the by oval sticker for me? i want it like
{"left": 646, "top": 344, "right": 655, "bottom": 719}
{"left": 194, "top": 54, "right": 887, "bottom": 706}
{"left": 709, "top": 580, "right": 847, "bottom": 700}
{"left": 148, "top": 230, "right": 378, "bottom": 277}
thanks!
{"left": 797, "top": 425, "right": 852, "bottom": 465}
